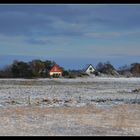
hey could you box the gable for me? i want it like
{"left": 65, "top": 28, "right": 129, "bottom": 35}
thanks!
{"left": 50, "top": 65, "right": 62, "bottom": 73}
{"left": 84, "top": 64, "right": 95, "bottom": 72}
{"left": 87, "top": 65, "right": 94, "bottom": 70}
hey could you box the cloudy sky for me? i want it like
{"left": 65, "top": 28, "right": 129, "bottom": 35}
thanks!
{"left": 0, "top": 4, "right": 140, "bottom": 69}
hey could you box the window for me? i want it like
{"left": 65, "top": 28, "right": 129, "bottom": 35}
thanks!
{"left": 89, "top": 67, "right": 93, "bottom": 71}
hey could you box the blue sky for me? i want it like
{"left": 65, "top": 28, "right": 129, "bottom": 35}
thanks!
{"left": 0, "top": 4, "right": 140, "bottom": 70}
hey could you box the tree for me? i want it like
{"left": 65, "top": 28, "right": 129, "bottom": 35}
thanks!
{"left": 96, "top": 61, "right": 117, "bottom": 75}
{"left": 29, "top": 60, "right": 46, "bottom": 77}
{"left": 130, "top": 63, "right": 140, "bottom": 76}
{"left": 118, "top": 64, "right": 130, "bottom": 71}
{"left": 0, "top": 65, "right": 12, "bottom": 78}
{"left": 96, "top": 62, "right": 104, "bottom": 71}
{"left": 43, "top": 60, "right": 56, "bottom": 77}
{"left": 11, "top": 60, "right": 32, "bottom": 78}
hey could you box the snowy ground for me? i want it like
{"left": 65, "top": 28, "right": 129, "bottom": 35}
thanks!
{"left": 0, "top": 77, "right": 140, "bottom": 135}
{"left": 0, "top": 77, "right": 140, "bottom": 108}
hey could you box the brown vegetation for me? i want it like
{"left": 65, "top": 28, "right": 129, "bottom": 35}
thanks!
{"left": 0, "top": 104, "right": 140, "bottom": 135}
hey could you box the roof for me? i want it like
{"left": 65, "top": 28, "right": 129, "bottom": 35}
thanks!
{"left": 49, "top": 64, "right": 62, "bottom": 73}
{"left": 83, "top": 64, "right": 95, "bottom": 72}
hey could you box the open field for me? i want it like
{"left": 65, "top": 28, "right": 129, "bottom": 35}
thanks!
{"left": 0, "top": 77, "right": 140, "bottom": 136}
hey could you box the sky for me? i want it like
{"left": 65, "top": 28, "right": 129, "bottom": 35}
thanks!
{"left": 0, "top": 4, "right": 140, "bottom": 70}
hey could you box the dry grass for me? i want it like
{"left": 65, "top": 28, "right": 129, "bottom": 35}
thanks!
{"left": 0, "top": 77, "right": 140, "bottom": 135}
{"left": 0, "top": 104, "right": 140, "bottom": 135}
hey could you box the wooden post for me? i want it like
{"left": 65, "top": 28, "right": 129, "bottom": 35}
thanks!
{"left": 28, "top": 96, "right": 31, "bottom": 105}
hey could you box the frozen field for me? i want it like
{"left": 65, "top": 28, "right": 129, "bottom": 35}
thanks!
{"left": 0, "top": 77, "right": 140, "bottom": 135}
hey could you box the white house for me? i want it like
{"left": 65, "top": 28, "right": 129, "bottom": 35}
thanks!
{"left": 83, "top": 64, "right": 95, "bottom": 75}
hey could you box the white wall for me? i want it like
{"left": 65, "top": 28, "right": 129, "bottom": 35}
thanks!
{"left": 50, "top": 72, "right": 62, "bottom": 76}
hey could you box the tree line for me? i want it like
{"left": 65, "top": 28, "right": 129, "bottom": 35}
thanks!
{"left": 95, "top": 61, "right": 140, "bottom": 77}
{"left": 0, "top": 59, "right": 140, "bottom": 78}
{"left": 0, "top": 59, "right": 66, "bottom": 78}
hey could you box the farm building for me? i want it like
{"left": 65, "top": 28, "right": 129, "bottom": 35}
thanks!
{"left": 83, "top": 64, "right": 95, "bottom": 75}
{"left": 49, "top": 64, "right": 63, "bottom": 77}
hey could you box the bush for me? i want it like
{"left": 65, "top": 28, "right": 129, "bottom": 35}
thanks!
{"left": 67, "top": 73, "right": 76, "bottom": 78}
{"left": 96, "top": 61, "right": 118, "bottom": 76}
{"left": 130, "top": 63, "right": 140, "bottom": 77}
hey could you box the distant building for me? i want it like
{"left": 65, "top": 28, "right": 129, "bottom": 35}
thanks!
{"left": 49, "top": 64, "right": 63, "bottom": 77}
{"left": 83, "top": 64, "right": 95, "bottom": 75}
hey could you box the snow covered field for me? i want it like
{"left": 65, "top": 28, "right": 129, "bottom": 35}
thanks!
{"left": 0, "top": 77, "right": 140, "bottom": 108}
{"left": 0, "top": 77, "right": 140, "bottom": 135}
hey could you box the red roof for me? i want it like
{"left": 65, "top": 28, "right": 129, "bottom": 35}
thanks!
{"left": 49, "top": 64, "right": 62, "bottom": 73}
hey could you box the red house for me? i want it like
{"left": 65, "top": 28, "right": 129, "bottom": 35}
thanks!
{"left": 49, "top": 64, "right": 63, "bottom": 77}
